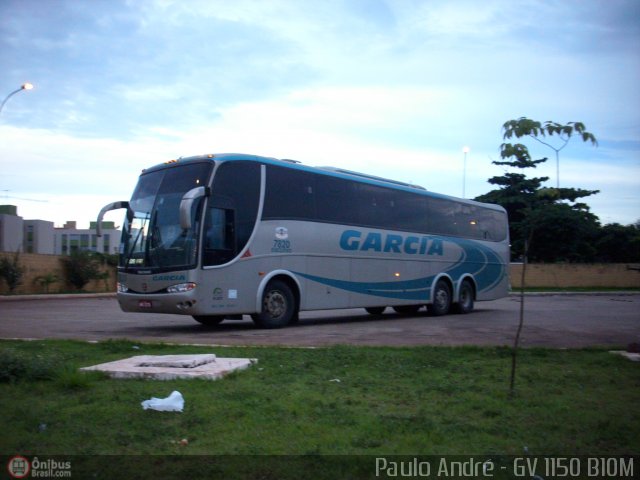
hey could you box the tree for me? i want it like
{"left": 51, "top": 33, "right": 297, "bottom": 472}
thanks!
{"left": 594, "top": 223, "right": 640, "bottom": 262}
{"left": 476, "top": 121, "right": 600, "bottom": 262}
{"left": 480, "top": 118, "right": 600, "bottom": 396}
{"left": 0, "top": 252, "right": 24, "bottom": 293}
{"left": 60, "top": 251, "right": 102, "bottom": 291}
{"left": 502, "top": 117, "right": 598, "bottom": 188}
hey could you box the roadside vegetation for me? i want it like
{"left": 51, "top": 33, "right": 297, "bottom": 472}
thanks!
{"left": 59, "top": 250, "right": 105, "bottom": 291}
{"left": 0, "top": 251, "right": 24, "bottom": 293}
{"left": 518, "top": 286, "right": 639, "bottom": 292}
{"left": 476, "top": 117, "right": 640, "bottom": 263}
{"left": 1, "top": 340, "right": 637, "bottom": 457}
{"left": 0, "top": 251, "right": 117, "bottom": 295}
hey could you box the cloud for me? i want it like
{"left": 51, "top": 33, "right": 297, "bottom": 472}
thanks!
{"left": 0, "top": 125, "right": 168, "bottom": 220}
{"left": 1, "top": 0, "right": 638, "bottom": 227}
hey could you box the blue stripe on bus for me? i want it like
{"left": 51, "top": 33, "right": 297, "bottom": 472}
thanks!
{"left": 292, "top": 240, "right": 505, "bottom": 301}
{"left": 444, "top": 237, "right": 506, "bottom": 293}
{"left": 293, "top": 271, "right": 434, "bottom": 301}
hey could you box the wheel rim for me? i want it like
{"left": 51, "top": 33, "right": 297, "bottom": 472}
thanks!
{"left": 265, "top": 290, "right": 286, "bottom": 318}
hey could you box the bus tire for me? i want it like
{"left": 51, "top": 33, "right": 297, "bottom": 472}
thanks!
{"left": 252, "top": 279, "right": 296, "bottom": 329}
{"left": 454, "top": 280, "right": 474, "bottom": 314}
{"left": 365, "top": 307, "right": 386, "bottom": 315}
{"left": 192, "top": 315, "right": 225, "bottom": 326}
{"left": 428, "top": 279, "right": 452, "bottom": 316}
{"left": 393, "top": 305, "right": 422, "bottom": 315}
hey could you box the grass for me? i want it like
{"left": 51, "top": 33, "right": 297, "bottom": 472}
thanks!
{"left": 518, "top": 286, "right": 640, "bottom": 292}
{"left": 0, "top": 339, "right": 638, "bottom": 478}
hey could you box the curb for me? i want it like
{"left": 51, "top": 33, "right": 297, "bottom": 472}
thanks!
{"left": 0, "top": 293, "right": 116, "bottom": 302}
{"left": 508, "top": 291, "right": 638, "bottom": 297}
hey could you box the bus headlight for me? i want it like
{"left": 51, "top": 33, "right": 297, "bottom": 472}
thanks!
{"left": 167, "top": 282, "right": 197, "bottom": 294}
{"left": 117, "top": 282, "right": 129, "bottom": 293}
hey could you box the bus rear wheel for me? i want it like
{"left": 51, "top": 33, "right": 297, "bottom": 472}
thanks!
{"left": 192, "top": 315, "right": 225, "bottom": 326}
{"left": 428, "top": 279, "right": 452, "bottom": 316}
{"left": 252, "top": 280, "right": 297, "bottom": 329}
{"left": 454, "top": 280, "right": 474, "bottom": 314}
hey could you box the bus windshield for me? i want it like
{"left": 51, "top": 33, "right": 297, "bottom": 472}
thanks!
{"left": 121, "top": 162, "right": 212, "bottom": 271}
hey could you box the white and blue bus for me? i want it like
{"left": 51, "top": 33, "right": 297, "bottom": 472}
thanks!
{"left": 97, "top": 153, "right": 509, "bottom": 328}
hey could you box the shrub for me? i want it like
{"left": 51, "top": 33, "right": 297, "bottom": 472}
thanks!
{"left": 0, "top": 251, "right": 24, "bottom": 293}
{"left": 0, "top": 349, "right": 59, "bottom": 383}
{"left": 34, "top": 273, "right": 59, "bottom": 294}
{"left": 60, "top": 251, "right": 102, "bottom": 291}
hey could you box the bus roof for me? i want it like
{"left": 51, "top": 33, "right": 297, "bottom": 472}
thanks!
{"left": 142, "top": 153, "right": 505, "bottom": 213}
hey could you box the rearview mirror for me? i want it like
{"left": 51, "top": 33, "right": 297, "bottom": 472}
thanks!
{"left": 96, "top": 201, "right": 131, "bottom": 237}
{"left": 179, "top": 186, "right": 210, "bottom": 230}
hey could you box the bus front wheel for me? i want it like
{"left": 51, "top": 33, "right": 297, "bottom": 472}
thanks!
{"left": 428, "top": 279, "right": 452, "bottom": 316}
{"left": 252, "top": 280, "right": 297, "bottom": 329}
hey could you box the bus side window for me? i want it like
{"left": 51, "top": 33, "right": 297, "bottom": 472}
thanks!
{"left": 204, "top": 207, "right": 236, "bottom": 265}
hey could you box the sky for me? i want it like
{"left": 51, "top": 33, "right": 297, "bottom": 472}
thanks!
{"left": 1, "top": 0, "right": 639, "bottom": 229}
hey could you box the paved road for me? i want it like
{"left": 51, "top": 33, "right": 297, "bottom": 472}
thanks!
{"left": 1, "top": 293, "right": 638, "bottom": 348}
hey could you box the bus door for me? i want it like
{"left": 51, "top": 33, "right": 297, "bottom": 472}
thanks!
{"left": 203, "top": 195, "right": 236, "bottom": 266}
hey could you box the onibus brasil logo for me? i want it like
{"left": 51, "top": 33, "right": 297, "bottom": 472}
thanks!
{"left": 7, "top": 456, "right": 71, "bottom": 478}
{"left": 7, "top": 456, "right": 30, "bottom": 479}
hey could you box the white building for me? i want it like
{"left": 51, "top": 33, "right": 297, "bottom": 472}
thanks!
{"left": 24, "top": 219, "right": 55, "bottom": 254}
{"left": 0, "top": 205, "right": 120, "bottom": 255}
{"left": 0, "top": 206, "right": 24, "bottom": 253}
{"left": 53, "top": 221, "right": 121, "bottom": 255}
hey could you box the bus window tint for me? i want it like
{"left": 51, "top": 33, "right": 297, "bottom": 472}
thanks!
{"left": 203, "top": 207, "right": 235, "bottom": 265}
{"left": 479, "top": 209, "right": 508, "bottom": 241}
{"left": 427, "top": 196, "right": 506, "bottom": 241}
{"left": 263, "top": 166, "right": 315, "bottom": 220}
{"left": 206, "top": 208, "right": 233, "bottom": 250}
{"left": 392, "top": 192, "right": 428, "bottom": 233}
{"left": 263, "top": 163, "right": 506, "bottom": 242}
{"left": 204, "top": 162, "right": 260, "bottom": 265}
{"left": 356, "top": 183, "right": 397, "bottom": 229}
{"left": 316, "top": 175, "right": 356, "bottom": 224}
{"left": 427, "top": 197, "right": 458, "bottom": 236}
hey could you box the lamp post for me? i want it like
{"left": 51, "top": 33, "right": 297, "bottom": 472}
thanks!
{"left": 0, "top": 83, "right": 34, "bottom": 116}
{"left": 462, "top": 146, "right": 470, "bottom": 198}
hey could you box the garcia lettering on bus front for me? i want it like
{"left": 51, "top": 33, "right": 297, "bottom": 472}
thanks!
{"left": 339, "top": 229, "right": 443, "bottom": 256}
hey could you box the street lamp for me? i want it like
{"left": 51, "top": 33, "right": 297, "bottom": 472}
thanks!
{"left": 462, "top": 146, "right": 470, "bottom": 198}
{"left": 0, "top": 83, "right": 34, "bottom": 116}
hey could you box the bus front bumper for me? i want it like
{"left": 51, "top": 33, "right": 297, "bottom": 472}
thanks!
{"left": 117, "top": 291, "right": 198, "bottom": 315}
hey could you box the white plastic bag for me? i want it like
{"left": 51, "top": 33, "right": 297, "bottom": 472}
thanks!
{"left": 141, "top": 390, "right": 184, "bottom": 412}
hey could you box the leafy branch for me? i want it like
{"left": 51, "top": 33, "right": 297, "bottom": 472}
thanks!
{"left": 502, "top": 117, "right": 598, "bottom": 188}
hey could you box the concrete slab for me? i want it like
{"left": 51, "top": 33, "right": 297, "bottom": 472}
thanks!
{"left": 81, "top": 354, "right": 257, "bottom": 380}
{"left": 609, "top": 351, "right": 640, "bottom": 362}
{"left": 136, "top": 354, "right": 217, "bottom": 368}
